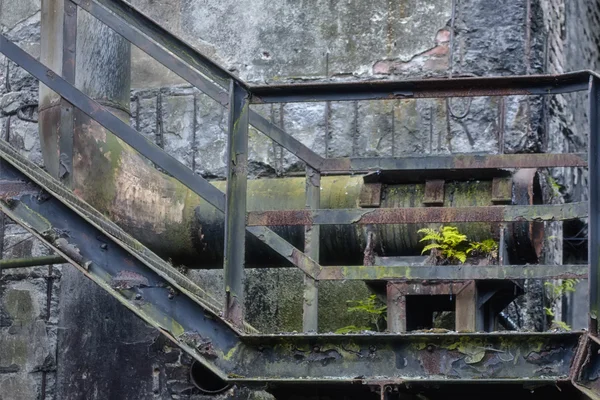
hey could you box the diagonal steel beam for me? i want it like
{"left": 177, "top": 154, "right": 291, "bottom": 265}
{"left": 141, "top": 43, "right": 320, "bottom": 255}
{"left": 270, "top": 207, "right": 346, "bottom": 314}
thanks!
{"left": 0, "top": 34, "right": 322, "bottom": 279}
{"left": 73, "top": 0, "right": 325, "bottom": 170}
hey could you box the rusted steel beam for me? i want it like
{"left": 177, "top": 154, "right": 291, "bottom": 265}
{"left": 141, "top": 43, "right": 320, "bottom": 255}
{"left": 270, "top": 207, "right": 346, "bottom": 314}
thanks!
{"left": 590, "top": 76, "right": 600, "bottom": 335}
{"left": 223, "top": 81, "right": 249, "bottom": 327}
{"left": 249, "top": 70, "right": 596, "bottom": 104}
{"left": 303, "top": 167, "right": 320, "bottom": 332}
{"left": 0, "top": 255, "right": 65, "bottom": 269}
{"left": 246, "top": 203, "right": 588, "bottom": 226}
{"left": 235, "top": 332, "right": 581, "bottom": 383}
{"left": 321, "top": 153, "right": 587, "bottom": 173}
{"left": 317, "top": 264, "right": 588, "bottom": 281}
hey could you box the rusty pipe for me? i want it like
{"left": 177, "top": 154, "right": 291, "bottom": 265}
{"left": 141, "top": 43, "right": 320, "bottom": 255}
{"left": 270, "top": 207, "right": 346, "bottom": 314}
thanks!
{"left": 174, "top": 173, "right": 543, "bottom": 268}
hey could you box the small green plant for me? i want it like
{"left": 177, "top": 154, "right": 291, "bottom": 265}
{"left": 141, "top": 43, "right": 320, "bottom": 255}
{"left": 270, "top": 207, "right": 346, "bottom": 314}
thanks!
{"left": 418, "top": 226, "right": 468, "bottom": 263}
{"left": 547, "top": 176, "right": 562, "bottom": 197}
{"left": 335, "top": 294, "right": 387, "bottom": 334}
{"left": 467, "top": 239, "right": 499, "bottom": 259}
{"left": 418, "top": 226, "right": 499, "bottom": 264}
{"left": 544, "top": 279, "right": 579, "bottom": 331}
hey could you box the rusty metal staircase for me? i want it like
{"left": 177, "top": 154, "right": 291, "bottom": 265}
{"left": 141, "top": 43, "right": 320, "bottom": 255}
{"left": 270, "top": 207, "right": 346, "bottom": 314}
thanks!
{"left": 1, "top": 0, "right": 600, "bottom": 397}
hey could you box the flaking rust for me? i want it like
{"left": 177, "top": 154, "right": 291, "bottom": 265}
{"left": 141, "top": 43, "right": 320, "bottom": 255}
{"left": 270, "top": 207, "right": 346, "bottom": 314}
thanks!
{"left": 179, "top": 332, "right": 218, "bottom": 359}
{"left": 111, "top": 270, "right": 150, "bottom": 289}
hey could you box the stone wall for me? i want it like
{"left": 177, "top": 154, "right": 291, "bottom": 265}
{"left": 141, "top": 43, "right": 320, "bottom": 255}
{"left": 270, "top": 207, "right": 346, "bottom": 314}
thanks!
{"left": 1, "top": 0, "right": 598, "bottom": 398}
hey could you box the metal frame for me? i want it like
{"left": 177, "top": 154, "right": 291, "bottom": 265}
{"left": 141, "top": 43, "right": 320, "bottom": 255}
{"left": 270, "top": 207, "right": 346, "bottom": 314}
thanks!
{"left": 1, "top": 0, "right": 600, "bottom": 392}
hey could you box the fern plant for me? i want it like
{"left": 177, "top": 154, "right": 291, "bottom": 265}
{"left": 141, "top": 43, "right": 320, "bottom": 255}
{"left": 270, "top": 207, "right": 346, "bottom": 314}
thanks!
{"left": 418, "top": 226, "right": 468, "bottom": 263}
{"left": 335, "top": 294, "right": 387, "bottom": 334}
{"left": 544, "top": 279, "right": 579, "bottom": 331}
{"left": 467, "top": 239, "right": 499, "bottom": 259}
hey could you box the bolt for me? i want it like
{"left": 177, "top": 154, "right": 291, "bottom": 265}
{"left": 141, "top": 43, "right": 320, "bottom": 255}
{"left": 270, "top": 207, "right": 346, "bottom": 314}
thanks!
{"left": 135, "top": 293, "right": 142, "bottom": 300}
{"left": 100, "top": 243, "right": 108, "bottom": 250}
{"left": 168, "top": 293, "right": 174, "bottom": 300}
{"left": 426, "top": 345, "right": 435, "bottom": 353}
{"left": 312, "top": 346, "right": 320, "bottom": 353}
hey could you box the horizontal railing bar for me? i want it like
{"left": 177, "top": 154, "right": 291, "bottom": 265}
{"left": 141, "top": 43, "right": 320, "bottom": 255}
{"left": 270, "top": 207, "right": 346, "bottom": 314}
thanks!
{"left": 249, "top": 71, "right": 598, "bottom": 104}
{"left": 0, "top": 34, "right": 227, "bottom": 211}
{"left": 74, "top": 0, "right": 243, "bottom": 90}
{"left": 321, "top": 153, "right": 588, "bottom": 172}
{"left": 78, "top": 0, "right": 325, "bottom": 170}
{"left": 0, "top": 34, "right": 323, "bottom": 280}
{"left": 0, "top": 255, "right": 66, "bottom": 269}
{"left": 318, "top": 264, "right": 588, "bottom": 281}
{"left": 247, "top": 203, "right": 588, "bottom": 226}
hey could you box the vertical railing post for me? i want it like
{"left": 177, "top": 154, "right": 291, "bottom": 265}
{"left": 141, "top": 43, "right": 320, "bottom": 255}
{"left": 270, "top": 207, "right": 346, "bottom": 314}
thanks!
{"left": 39, "top": 0, "right": 77, "bottom": 183}
{"left": 303, "top": 166, "right": 320, "bottom": 332}
{"left": 59, "top": 0, "right": 77, "bottom": 188}
{"left": 589, "top": 75, "right": 600, "bottom": 335}
{"left": 223, "top": 80, "right": 249, "bottom": 328}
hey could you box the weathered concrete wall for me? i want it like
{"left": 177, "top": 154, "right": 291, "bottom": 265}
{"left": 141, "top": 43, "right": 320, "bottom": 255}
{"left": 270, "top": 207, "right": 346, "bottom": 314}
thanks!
{"left": 1, "top": 0, "right": 598, "bottom": 398}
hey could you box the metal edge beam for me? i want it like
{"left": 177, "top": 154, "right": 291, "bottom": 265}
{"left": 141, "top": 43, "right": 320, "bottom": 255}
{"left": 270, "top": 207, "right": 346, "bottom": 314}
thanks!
{"left": 249, "top": 71, "right": 596, "bottom": 104}
{"left": 247, "top": 203, "right": 588, "bottom": 226}
{"left": 317, "top": 264, "right": 588, "bottom": 281}
{"left": 76, "top": 0, "right": 325, "bottom": 170}
{"left": 321, "top": 153, "right": 588, "bottom": 172}
{"left": 590, "top": 75, "right": 600, "bottom": 335}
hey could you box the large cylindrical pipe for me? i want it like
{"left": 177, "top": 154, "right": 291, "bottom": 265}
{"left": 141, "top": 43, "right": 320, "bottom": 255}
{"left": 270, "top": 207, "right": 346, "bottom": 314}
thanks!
{"left": 149, "top": 176, "right": 539, "bottom": 268}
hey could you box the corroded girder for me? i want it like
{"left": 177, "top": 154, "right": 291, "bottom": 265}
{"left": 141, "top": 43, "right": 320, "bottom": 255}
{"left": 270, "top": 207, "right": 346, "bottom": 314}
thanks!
{"left": 317, "top": 264, "right": 588, "bottom": 281}
{"left": 247, "top": 203, "right": 588, "bottom": 226}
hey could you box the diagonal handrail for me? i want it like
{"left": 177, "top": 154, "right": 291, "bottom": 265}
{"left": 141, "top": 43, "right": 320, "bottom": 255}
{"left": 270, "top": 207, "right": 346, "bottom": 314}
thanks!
{"left": 74, "top": 0, "right": 326, "bottom": 170}
{"left": 0, "top": 33, "right": 322, "bottom": 279}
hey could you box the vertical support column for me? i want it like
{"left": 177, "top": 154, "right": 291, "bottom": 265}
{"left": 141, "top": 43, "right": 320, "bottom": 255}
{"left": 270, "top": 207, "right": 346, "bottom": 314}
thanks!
{"left": 589, "top": 75, "right": 600, "bottom": 335}
{"left": 455, "top": 281, "right": 477, "bottom": 332}
{"left": 223, "top": 80, "right": 249, "bottom": 328}
{"left": 303, "top": 166, "right": 320, "bottom": 332}
{"left": 386, "top": 282, "right": 406, "bottom": 333}
{"left": 39, "top": 0, "right": 77, "bottom": 181}
{"left": 59, "top": 0, "right": 77, "bottom": 187}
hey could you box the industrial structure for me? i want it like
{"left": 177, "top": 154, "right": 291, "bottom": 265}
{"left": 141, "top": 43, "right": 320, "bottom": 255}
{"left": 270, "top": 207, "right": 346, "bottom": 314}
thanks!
{"left": 1, "top": 0, "right": 599, "bottom": 398}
